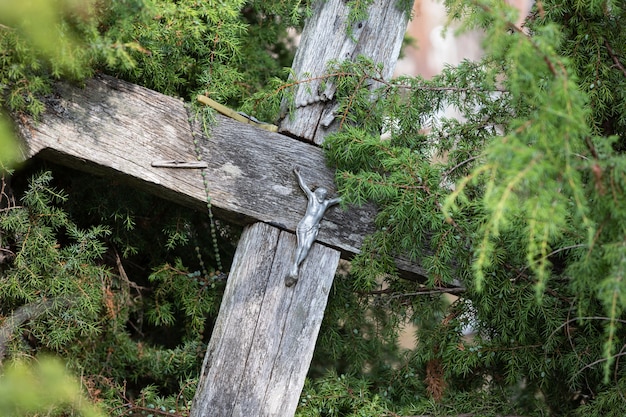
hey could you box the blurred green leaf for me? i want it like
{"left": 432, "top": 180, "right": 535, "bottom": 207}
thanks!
{"left": 0, "top": 356, "right": 104, "bottom": 417}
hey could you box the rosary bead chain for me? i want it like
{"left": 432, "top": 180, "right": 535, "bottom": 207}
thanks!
{"left": 190, "top": 112, "right": 224, "bottom": 273}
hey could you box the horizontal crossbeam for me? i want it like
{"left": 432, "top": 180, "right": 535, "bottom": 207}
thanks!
{"left": 19, "top": 74, "right": 426, "bottom": 278}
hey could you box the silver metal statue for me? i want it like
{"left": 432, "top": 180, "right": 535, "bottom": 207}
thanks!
{"left": 286, "top": 167, "right": 341, "bottom": 287}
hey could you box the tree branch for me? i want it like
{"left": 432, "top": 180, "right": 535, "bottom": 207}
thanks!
{"left": 0, "top": 298, "right": 68, "bottom": 362}
{"left": 604, "top": 40, "right": 626, "bottom": 78}
{"left": 363, "top": 286, "right": 466, "bottom": 299}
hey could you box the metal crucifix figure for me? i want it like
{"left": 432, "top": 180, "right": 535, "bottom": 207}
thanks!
{"left": 286, "top": 167, "right": 341, "bottom": 287}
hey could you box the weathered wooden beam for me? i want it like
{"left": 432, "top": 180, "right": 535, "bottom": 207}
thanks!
{"left": 19, "top": 74, "right": 359, "bottom": 249}
{"left": 278, "top": 0, "right": 408, "bottom": 144}
{"left": 191, "top": 222, "right": 339, "bottom": 416}
{"left": 19, "top": 73, "right": 426, "bottom": 278}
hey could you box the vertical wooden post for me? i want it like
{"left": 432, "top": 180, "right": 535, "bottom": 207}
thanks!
{"left": 190, "top": 1, "right": 409, "bottom": 416}
{"left": 279, "top": 0, "right": 408, "bottom": 144}
{"left": 191, "top": 223, "right": 339, "bottom": 416}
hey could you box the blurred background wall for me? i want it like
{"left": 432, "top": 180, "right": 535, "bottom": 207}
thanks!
{"left": 396, "top": 0, "right": 534, "bottom": 78}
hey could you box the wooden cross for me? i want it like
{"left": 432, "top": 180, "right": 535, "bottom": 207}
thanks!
{"left": 18, "top": 1, "right": 413, "bottom": 415}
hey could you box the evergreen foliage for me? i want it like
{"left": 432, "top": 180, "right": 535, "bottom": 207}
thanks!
{"left": 0, "top": 165, "right": 233, "bottom": 415}
{"left": 318, "top": 0, "right": 626, "bottom": 414}
{"left": 1, "top": 0, "right": 626, "bottom": 416}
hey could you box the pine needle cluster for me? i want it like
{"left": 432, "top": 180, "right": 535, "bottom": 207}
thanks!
{"left": 314, "top": 0, "right": 626, "bottom": 415}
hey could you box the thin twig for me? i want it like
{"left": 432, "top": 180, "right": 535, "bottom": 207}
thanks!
{"left": 605, "top": 40, "right": 626, "bottom": 78}
{"left": 443, "top": 155, "right": 480, "bottom": 179}
{"left": 578, "top": 350, "right": 626, "bottom": 374}
{"left": 471, "top": 0, "right": 557, "bottom": 76}
{"left": 365, "top": 286, "right": 466, "bottom": 299}
{"left": 114, "top": 249, "right": 146, "bottom": 292}
{"left": 546, "top": 316, "right": 626, "bottom": 348}
{"left": 517, "top": 243, "right": 587, "bottom": 276}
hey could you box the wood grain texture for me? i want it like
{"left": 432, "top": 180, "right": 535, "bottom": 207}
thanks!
{"left": 190, "top": 222, "right": 339, "bottom": 417}
{"left": 189, "top": 3, "right": 410, "bottom": 415}
{"left": 278, "top": 0, "right": 409, "bottom": 144}
{"left": 18, "top": 74, "right": 427, "bottom": 278}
